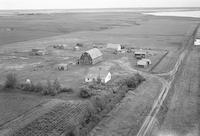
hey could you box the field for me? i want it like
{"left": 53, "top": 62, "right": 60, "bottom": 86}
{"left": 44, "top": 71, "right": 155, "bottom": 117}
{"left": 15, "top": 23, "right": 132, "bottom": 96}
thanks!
{"left": 152, "top": 46, "right": 200, "bottom": 136}
{"left": 0, "top": 10, "right": 199, "bottom": 136}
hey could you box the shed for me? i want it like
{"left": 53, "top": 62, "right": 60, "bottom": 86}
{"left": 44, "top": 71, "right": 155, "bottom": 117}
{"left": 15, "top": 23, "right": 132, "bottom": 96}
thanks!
{"left": 79, "top": 48, "right": 103, "bottom": 65}
{"left": 53, "top": 44, "right": 68, "bottom": 49}
{"left": 137, "top": 59, "right": 148, "bottom": 68}
{"left": 107, "top": 43, "right": 122, "bottom": 51}
{"left": 31, "top": 49, "right": 46, "bottom": 56}
{"left": 73, "top": 46, "right": 80, "bottom": 51}
{"left": 142, "top": 58, "right": 151, "bottom": 65}
{"left": 134, "top": 50, "right": 146, "bottom": 59}
{"left": 85, "top": 69, "right": 111, "bottom": 83}
{"left": 57, "top": 63, "right": 69, "bottom": 71}
{"left": 194, "top": 39, "right": 200, "bottom": 46}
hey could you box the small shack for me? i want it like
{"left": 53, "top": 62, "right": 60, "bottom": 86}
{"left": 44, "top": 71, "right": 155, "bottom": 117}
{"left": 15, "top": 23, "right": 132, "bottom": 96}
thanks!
{"left": 73, "top": 46, "right": 80, "bottom": 51}
{"left": 107, "top": 43, "right": 122, "bottom": 51}
{"left": 194, "top": 39, "right": 200, "bottom": 46}
{"left": 85, "top": 69, "right": 111, "bottom": 83}
{"left": 31, "top": 49, "right": 46, "bottom": 56}
{"left": 142, "top": 58, "right": 151, "bottom": 65}
{"left": 137, "top": 59, "right": 151, "bottom": 68}
{"left": 57, "top": 63, "right": 69, "bottom": 71}
{"left": 79, "top": 48, "right": 103, "bottom": 65}
{"left": 53, "top": 44, "right": 68, "bottom": 49}
{"left": 134, "top": 50, "right": 146, "bottom": 59}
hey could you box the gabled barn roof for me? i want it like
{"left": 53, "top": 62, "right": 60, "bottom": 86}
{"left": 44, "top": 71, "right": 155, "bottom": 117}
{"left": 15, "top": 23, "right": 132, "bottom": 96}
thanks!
{"left": 85, "top": 48, "right": 103, "bottom": 60}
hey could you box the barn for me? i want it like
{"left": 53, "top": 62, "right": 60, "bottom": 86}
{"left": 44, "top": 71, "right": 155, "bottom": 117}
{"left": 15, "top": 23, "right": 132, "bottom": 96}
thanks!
{"left": 79, "top": 48, "right": 103, "bottom": 65}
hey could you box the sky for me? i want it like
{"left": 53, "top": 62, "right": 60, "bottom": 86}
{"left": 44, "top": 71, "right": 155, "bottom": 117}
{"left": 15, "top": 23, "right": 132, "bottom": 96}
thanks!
{"left": 0, "top": 0, "right": 200, "bottom": 10}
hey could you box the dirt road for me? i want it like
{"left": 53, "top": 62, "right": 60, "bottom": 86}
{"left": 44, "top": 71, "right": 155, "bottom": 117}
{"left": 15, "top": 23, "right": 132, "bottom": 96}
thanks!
{"left": 89, "top": 23, "right": 199, "bottom": 136}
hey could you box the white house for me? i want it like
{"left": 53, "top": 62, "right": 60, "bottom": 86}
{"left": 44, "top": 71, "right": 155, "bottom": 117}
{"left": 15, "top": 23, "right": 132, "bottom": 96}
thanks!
{"left": 85, "top": 69, "right": 111, "bottom": 83}
{"left": 107, "top": 43, "right": 122, "bottom": 51}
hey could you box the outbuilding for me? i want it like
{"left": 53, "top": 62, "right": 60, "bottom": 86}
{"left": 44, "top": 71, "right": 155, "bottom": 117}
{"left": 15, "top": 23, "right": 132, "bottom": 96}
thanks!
{"left": 142, "top": 58, "right": 151, "bottom": 65}
{"left": 194, "top": 39, "right": 200, "bottom": 46}
{"left": 31, "top": 49, "right": 46, "bottom": 56}
{"left": 57, "top": 63, "right": 69, "bottom": 71}
{"left": 53, "top": 44, "right": 68, "bottom": 49}
{"left": 85, "top": 69, "right": 111, "bottom": 83}
{"left": 134, "top": 50, "right": 146, "bottom": 59}
{"left": 137, "top": 58, "right": 151, "bottom": 68}
{"left": 79, "top": 48, "right": 103, "bottom": 65}
{"left": 107, "top": 43, "right": 122, "bottom": 51}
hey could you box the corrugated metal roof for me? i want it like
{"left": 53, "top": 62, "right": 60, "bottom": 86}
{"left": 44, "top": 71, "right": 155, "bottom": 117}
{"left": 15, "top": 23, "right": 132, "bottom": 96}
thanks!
{"left": 85, "top": 48, "right": 103, "bottom": 60}
{"left": 107, "top": 43, "right": 121, "bottom": 50}
{"left": 137, "top": 60, "right": 148, "bottom": 66}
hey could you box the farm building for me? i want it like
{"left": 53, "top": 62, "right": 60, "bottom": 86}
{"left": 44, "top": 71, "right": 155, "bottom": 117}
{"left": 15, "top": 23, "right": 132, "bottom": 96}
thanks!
{"left": 142, "top": 58, "right": 151, "bottom": 65}
{"left": 85, "top": 69, "right": 111, "bottom": 83}
{"left": 194, "top": 39, "right": 200, "bottom": 46}
{"left": 31, "top": 49, "right": 46, "bottom": 56}
{"left": 107, "top": 43, "right": 122, "bottom": 51}
{"left": 79, "top": 48, "right": 103, "bottom": 65}
{"left": 57, "top": 63, "right": 69, "bottom": 71}
{"left": 73, "top": 46, "right": 80, "bottom": 51}
{"left": 134, "top": 50, "right": 146, "bottom": 59}
{"left": 137, "top": 59, "right": 151, "bottom": 68}
{"left": 53, "top": 44, "right": 68, "bottom": 49}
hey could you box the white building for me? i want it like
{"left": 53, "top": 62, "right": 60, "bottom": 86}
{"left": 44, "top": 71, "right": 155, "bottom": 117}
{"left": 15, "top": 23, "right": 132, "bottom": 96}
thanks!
{"left": 31, "top": 49, "right": 46, "bottom": 56}
{"left": 57, "top": 63, "right": 69, "bottom": 71}
{"left": 85, "top": 69, "right": 111, "bottom": 83}
{"left": 137, "top": 58, "right": 151, "bottom": 68}
{"left": 107, "top": 43, "right": 122, "bottom": 51}
{"left": 194, "top": 39, "right": 200, "bottom": 46}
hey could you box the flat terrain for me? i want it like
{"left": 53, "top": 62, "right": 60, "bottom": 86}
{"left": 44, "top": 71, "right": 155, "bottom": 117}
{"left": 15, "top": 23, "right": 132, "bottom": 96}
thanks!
{"left": 153, "top": 46, "right": 200, "bottom": 136}
{"left": 0, "top": 11, "right": 199, "bottom": 136}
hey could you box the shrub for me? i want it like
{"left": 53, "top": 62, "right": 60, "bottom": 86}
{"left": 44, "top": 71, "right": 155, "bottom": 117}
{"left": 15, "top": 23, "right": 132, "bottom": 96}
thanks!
{"left": 125, "top": 77, "right": 137, "bottom": 88}
{"left": 4, "top": 73, "right": 18, "bottom": 89}
{"left": 33, "top": 82, "right": 44, "bottom": 93}
{"left": 123, "top": 74, "right": 145, "bottom": 89}
{"left": 79, "top": 87, "right": 92, "bottom": 98}
{"left": 60, "top": 87, "right": 74, "bottom": 93}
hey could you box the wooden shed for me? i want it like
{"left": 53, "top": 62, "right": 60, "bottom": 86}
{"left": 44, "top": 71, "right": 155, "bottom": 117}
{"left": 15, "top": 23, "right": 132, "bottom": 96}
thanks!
{"left": 79, "top": 48, "right": 103, "bottom": 65}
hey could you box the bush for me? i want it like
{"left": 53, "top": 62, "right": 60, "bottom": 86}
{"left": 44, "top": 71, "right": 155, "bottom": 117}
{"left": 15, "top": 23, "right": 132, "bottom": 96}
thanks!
{"left": 4, "top": 73, "right": 18, "bottom": 89}
{"left": 60, "top": 87, "right": 74, "bottom": 93}
{"left": 79, "top": 87, "right": 92, "bottom": 98}
{"left": 123, "top": 74, "right": 145, "bottom": 88}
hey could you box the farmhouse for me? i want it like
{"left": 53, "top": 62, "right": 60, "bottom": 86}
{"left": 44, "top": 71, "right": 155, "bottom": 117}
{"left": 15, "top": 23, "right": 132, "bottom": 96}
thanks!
{"left": 31, "top": 49, "right": 46, "bottom": 56}
{"left": 85, "top": 69, "right": 111, "bottom": 83}
{"left": 134, "top": 50, "right": 146, "bottom": 59}
{"left": 107, "top": 43, "right": 122, "bottom": 51}
{"left": 79, "top": 48, "right": 103, "bottom": 65}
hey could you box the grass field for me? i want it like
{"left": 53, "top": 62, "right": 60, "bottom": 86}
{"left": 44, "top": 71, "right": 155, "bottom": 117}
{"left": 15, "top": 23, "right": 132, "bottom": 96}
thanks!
{"left": 0, "top": 11, "right": 199, "bottom": 136}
